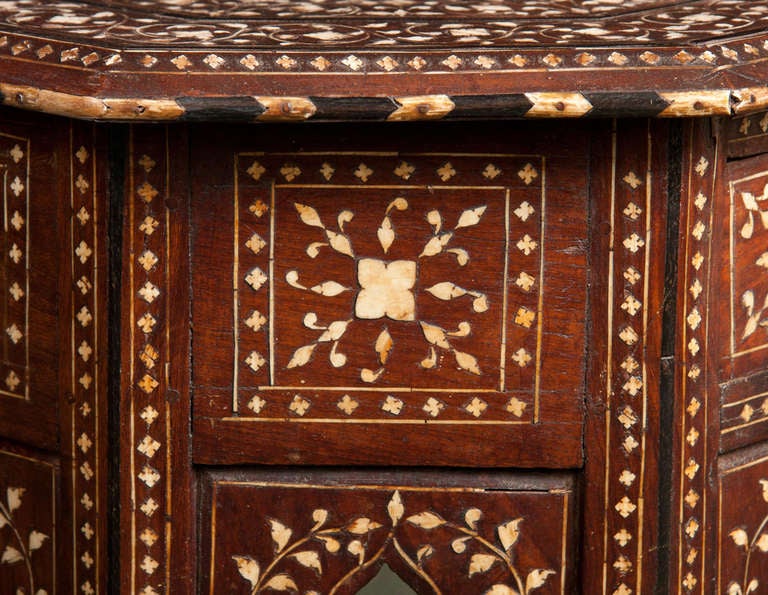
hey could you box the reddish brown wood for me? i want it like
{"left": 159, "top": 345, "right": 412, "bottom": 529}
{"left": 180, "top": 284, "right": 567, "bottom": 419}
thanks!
{"left": 0, "top": 1, "right": 766, "bottom": 119}
{"left": 0, "top": 108, "right": 110, "bottom": 595}
{"left": 190, "top": 122, "right": 588, "bottom": 468}
{"left": 726, "top": 114, "right": 768, "bottom": 159}
{"left": 62, "top": 118, "right": 110, "bottom": 595}
{"left": 669, "top": 118, "right": 719, "bottom": 594}
{"left": 714, "top": 150, "right": 768, "bottom": 452}
{"left": 0, "top": 111, "right": 66, "bottom": 450}
{"left": 4, "top": 5, "right": 768, "bottom": 586}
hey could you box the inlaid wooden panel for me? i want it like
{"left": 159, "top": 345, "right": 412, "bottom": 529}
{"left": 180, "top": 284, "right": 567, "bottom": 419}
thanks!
{"left": 717, "top": 151, "right": 768, "bottom": 450}
{"left": 0, "top": 133, "right": 30, "bottom": 400}
{"left": 0, "top": 111, "right": 66, "bottom": 451}
{"left": 0, "top": 0, "right": 767, "bottom": 121}
{"left": 191, "top": 122, "right": 588, "bottom": 468}
{"left": 0, "top": 109, "right": 109, "bottom": 595}
{"left": 726, "top": 112, "right": 768, "bottom": 159}
{"left": 201, "top": 469, "right": 575, "bottom": 594}
{"left": 717, "top": 444, "right": 768, "bottom": 595}
{"left": 0, "top": 445, "right": 57, "bottom": 595}
{"left": 95, "top": 0, "right": 728, "bottom": 20}
{"left": 2, "top": 1, "right": 767, "bottom": 54}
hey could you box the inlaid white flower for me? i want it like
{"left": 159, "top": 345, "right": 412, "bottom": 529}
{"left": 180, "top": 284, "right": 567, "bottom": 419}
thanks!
{"left": 355, "top": 259, "right": 416, "bottom": 321}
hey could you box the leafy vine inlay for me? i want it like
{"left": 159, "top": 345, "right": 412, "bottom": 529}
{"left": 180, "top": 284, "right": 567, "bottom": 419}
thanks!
{"left": 0, "top": 486, "right": 49, "bottom": 595}
{"left": 233, "top": 491, "right": 554, "bottom": 594}
{"left": 740, "top": 184, "right": 768, "bottom": 341}
{"left": 727, "top": 480, "right": 768, "bottom": 595}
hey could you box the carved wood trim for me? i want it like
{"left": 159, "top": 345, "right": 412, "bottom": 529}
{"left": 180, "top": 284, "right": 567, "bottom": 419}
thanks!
{"left": 0, "top": 84, "right": 743, "bottom": 122}
{"left": 2, "top": 2, "right": 768, "bottom": 120}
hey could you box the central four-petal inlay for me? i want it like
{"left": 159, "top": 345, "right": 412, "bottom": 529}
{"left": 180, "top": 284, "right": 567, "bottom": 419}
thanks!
{"left": 355, "top": 259, "right": 416, "bottom": 321}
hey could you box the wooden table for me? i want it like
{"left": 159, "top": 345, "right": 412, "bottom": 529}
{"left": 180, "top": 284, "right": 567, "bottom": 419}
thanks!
{"left": 1, "top": 1, "right": 768, "bottom": 593}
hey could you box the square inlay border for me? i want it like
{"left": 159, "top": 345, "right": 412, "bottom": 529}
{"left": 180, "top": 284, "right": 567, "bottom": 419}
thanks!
{"left": 229, "top": 151, "right": 549, "bottom": 425}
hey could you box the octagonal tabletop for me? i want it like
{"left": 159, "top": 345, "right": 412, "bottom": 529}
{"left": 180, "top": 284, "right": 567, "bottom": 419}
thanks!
{"left": 0, "top": 0, "right": 767, "bottom": 121}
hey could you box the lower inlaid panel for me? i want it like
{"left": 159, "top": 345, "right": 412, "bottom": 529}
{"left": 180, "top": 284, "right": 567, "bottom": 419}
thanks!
{"left": 718, "top": 444, "right": 768, "bottom": 594}
{"left": 0, "top": 447, "right": 56, "bottom": 595}
{"left": 0, "top": 113, "right": 65, "bottom": 450}
{"left": 202, "top": 470, "right": 575, "bottom": 594}
{"left": 718, "top": 152, "right": 768, "bottom": 449}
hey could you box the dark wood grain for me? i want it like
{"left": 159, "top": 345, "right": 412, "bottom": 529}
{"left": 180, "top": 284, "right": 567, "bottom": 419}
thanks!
{"left": 0, "top": 110, "right": 66, "bottom": 450}
{"left": 0, "top": 107, "right": 110, "bottom": 595}
{"left": 668, "top": 118, "right": 718, "bottom": 594}
{"left": 726, "top": 113, "right": 768, "bottom": 159}
{"left": 62, "top": 118, "right": 110, "bottom": 595}
{"left": 581, "top": 119, "right": 669, "bottom": 595}
{"left": 714, "top": 150, "right": 768, "bottom": 453}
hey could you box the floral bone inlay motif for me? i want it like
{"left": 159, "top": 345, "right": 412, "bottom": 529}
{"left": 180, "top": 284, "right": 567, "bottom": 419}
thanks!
{"left": 0, "top": 136, "right": 29, "bottom": 400}
{"left": 229, "top": 153, "right": 561, "bottom": 423}
{"left": 230, "top": 489, "right": 557, "bottom": 594}
{"left": 726, "top": 479, "right": 768, "bottom": 595}
{"left": 284, "top": 197, "right": 489, "bottom": 383}
{"left": 739, "top": 182, "right": 768, "bottom": 342}
{"left": 729, "top": 171, "right": 768, "bottom": 355}
{"left": 0, "top": 483, "right": 50, "bottom": 594}
{"left": 70, "top": 131, "right": 102, "bottom": 595}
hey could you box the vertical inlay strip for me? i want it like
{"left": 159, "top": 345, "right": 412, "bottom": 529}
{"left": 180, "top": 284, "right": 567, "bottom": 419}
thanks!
{"left": 125, "top": 126, "right": 173, "bottom": 595}
{"left": 232, "top": 152, "right": 240, "bottom": 412}
{"left": 674, "top": 120, "right": 715, "bottom": 594}
{"left": 534, "top": 157, "right": 546, "bottom": 422}
{"left": 70, "top": 121, "right": 102, "bottom": 595}
{"left": 599, "top": 119, "right": 660, "bottom": 595}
